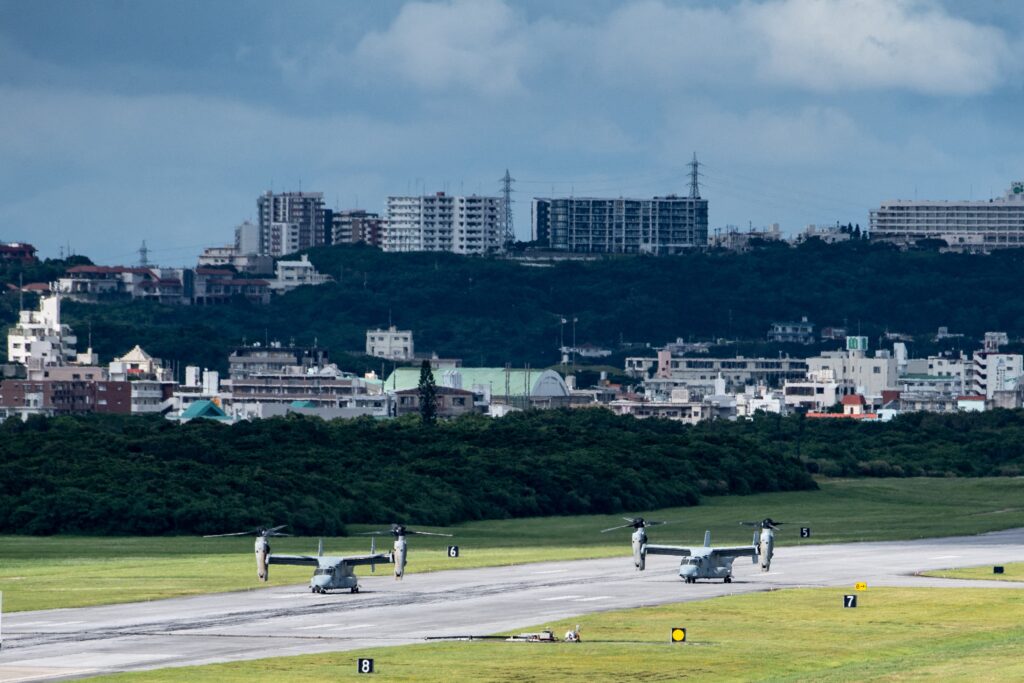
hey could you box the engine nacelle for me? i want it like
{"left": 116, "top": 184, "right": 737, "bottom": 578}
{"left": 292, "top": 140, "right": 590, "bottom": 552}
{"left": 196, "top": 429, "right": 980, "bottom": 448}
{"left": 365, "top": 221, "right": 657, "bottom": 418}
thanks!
{"left": 393, "top": 536, "right": 407, "bottom": 579}
{"left": 632, "top": 528, "right": 648, "bottom": 571}
{"left": 758, "top": 528, "right": 775, "bottom": 572}
{"left": 255, "top": 536, "right": 270, "bottom": 581}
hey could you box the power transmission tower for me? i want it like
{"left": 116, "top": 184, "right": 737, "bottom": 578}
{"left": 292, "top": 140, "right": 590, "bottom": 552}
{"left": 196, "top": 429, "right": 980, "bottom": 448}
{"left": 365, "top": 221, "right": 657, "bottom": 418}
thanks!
{"left": 688, "top": 152, "right": 702, "bottom": 199}
{"left": 138, "top": 240, "right": 150, "bottom": 267}
{"left": 500, "top": 169, "right": 515, "bottom": 245}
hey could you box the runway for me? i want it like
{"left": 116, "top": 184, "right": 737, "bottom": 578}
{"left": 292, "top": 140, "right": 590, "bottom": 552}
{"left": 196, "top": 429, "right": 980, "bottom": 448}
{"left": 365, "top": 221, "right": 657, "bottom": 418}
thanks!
{"left": 2, "top": 528, "right": 1023, "bottom": 681}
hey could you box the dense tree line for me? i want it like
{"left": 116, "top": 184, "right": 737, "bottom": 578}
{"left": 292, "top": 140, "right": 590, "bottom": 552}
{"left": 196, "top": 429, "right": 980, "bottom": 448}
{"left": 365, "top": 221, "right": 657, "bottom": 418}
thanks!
{"left": 0, "top": 409, "right": 815, "bottom": 535}
{"left": 4, "top": 240, "right": 1024, "bottom": 370}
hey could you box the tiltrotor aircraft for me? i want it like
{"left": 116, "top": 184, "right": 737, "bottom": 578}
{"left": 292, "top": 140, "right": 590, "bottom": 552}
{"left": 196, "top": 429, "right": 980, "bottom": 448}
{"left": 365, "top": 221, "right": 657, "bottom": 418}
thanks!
{"left": 204, "top": 525, "right": 393, "bottom": 593}
{"left": 358, "top": 523, "right": 453, "bottom": 579}
{"left": 600, "top": 517, "right": 668, "bottom": 570}
{"left": 606, "top": 517, "right": 784, "bottom": 583}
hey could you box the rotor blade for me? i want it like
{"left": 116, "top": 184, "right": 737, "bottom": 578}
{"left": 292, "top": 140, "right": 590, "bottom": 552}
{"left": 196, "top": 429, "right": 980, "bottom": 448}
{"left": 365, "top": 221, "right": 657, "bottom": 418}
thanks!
{"left": 646, "top": 521, "right": 668, "bottom": 526}
{"left": 407, "top": 530, "right": 453, "bottom": 537}
{"left": 356, "top": 530, "right": 392, "bottom": 536}
{"left": 266, "top": 531, "right": 292, "bottom": 537}
{"left": 268, "top": 524, "right": 289, "bottom": 533}
{"left": 601, "top": 523, "right": 634, "bottom": 533}
{"left": 202, "top": 531, "right": 253, "bottom": 538}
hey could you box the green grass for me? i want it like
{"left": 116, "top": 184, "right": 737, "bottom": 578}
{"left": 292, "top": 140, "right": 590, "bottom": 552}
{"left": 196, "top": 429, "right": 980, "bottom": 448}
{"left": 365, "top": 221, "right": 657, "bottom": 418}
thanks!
{"left": 2, "top": 477, "right": 1024, "bottom": 612}
{"left": 923, "top": 562, "right": 1024, "bottom": 583}
{"left": 88, "top": 587, "right": 1024, "bottom": 682}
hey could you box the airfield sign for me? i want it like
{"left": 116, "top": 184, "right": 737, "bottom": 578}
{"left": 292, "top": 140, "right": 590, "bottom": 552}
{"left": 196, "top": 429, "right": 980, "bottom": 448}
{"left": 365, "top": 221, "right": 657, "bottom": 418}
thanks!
{"left": 843, "top": 595, "right": 857, "bottom": 608}
{"left": 671, "top": 627, "right": 687, "bottom": 642}
{"left": 357, "top": 658, "right": 374, "bottom": 673}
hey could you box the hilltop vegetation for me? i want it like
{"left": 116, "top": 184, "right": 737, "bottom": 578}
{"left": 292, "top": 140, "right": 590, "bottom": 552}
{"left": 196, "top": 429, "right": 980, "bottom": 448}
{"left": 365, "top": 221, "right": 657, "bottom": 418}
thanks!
{"left": 4, "top": 240, "right": 1024, "bottom": 369}
{"left": 4, "top": 407, "right": 1024, "bottom": 536}
{"left": 0, "top": 409, "right": 814, "bottom": 535}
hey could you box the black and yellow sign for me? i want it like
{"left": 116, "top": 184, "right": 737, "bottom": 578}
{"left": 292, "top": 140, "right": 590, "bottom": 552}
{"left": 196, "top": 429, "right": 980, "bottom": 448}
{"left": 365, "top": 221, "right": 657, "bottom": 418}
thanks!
{"left": 854, "top": 582, "right": 867, "bottom": 591}
{"left": 671, "top": 627, "right": 687, "bottom": 642}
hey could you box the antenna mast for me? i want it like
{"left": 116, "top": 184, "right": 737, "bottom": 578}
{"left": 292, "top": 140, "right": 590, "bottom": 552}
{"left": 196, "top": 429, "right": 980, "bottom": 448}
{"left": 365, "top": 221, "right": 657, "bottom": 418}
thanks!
{"left": 138, "top": 240, "right": 150, "bottom": 267}
{"left": 688, "top": 152, "right": 702, "bottom": 199}
{"left": 500, "top": 169, "right": 515, "bottom": 245}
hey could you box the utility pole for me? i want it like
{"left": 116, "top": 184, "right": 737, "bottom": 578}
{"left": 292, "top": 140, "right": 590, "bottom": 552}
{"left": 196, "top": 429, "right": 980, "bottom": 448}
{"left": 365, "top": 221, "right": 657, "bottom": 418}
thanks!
{"left": 500, "top": 169, "right": 515, "bottom": 246}
{"left": 138, "top": 240, "right": 150, "bottom": 267}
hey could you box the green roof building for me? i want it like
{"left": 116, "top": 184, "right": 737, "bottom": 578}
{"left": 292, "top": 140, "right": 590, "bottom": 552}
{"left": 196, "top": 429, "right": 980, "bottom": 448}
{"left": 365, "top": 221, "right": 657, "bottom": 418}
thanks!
{"left": 383, "top": 366, "right": 569, "bottom": 408}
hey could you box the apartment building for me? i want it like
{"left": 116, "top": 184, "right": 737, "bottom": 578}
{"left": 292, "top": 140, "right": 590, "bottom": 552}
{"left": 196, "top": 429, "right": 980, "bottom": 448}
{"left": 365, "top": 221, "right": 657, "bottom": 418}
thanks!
{"left": 626, "top": 350, "right": 807, "bottom": 397}
{"left": 331, "top": 210, "right": 386, "bottom": 247}
{"left": 366, "top": 326, "right": 414, "bottom": 361}
{"left": 384, "top": 192, "right": 504, "bottom": 254}
{"left": 532, "top": 195, "right": 708, "bottom": 255}
{"left": 870, "top": 182, "right": 1024, "bottom": 250}
{"left": 257, "top": 191, "right": 327, "bottom": 257}
{"left": 7, "top": 295, "right": 78, "bottom": 368}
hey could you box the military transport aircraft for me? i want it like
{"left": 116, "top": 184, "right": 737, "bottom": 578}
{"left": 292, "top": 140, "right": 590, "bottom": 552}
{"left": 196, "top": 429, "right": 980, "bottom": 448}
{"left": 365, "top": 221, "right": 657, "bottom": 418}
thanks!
{"left": 600, "top": 517, "right": 668, "bottom": 571}
{"left": 204, "top": 525, "right": 393, "bottom": 593}
{"left": 643, "top": 530, "right": 763, "bottom": 583}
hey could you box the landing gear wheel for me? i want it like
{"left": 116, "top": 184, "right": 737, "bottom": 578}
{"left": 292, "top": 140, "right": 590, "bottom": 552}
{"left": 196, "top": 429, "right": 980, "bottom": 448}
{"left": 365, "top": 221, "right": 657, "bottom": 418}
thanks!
{"left": 351, "top": 586, "right": 360, "bottom": 594}
{"left": 724, "top": 576, "right": 732, "bottom": 584}
{"left": 311, "top": 587, "right": 318, "bottom": 593}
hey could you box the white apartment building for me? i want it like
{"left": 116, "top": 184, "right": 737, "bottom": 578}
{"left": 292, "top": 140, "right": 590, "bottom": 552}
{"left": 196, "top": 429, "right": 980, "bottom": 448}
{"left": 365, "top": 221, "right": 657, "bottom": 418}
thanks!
{"left": 967, "top": 352, "right": 1023, "bottom": 399}
{"left": 870, "top": 182, "right": 1024, "bottom": 250}
{"left": 783, "top": 372, "right": 857, "bottom": 411}
{"left": 384, "top": 192, "right": 504, "bottom": 254}
{"left": 7, "top": 295, "right": 78, "bottom": 369}
{"left": 366, "top": 326, "right": 414, "bottom": 360}
{"left": 268, "top": 255, "right": 333, "bottom": 293}
{"left": 806, "top": 338, "right": 897, "bottom": 399}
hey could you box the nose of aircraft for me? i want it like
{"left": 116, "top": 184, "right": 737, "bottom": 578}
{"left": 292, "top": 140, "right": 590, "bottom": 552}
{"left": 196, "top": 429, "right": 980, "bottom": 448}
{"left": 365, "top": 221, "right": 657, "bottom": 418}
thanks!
{"left": 679, "top": 564, "right": 697, "bottom": 577}
{"left": 312, "top": 575, "right": 331, "bottom": 589}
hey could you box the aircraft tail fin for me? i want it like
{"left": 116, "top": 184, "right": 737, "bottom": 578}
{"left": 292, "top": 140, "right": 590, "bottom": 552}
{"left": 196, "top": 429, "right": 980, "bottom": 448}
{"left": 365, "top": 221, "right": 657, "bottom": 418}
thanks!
{"left": 370, "top": 535, "right": 376, "bottom": 573}
{"left": 703, "top": 530, "right": 711, "bottom": 547}
{"left": 317, "top": 538, "right": 324, "bottom": 557}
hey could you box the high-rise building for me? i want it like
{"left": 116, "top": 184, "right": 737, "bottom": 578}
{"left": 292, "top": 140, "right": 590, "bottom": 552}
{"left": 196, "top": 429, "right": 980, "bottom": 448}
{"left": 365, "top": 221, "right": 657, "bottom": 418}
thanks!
{"left": 531, "top": 195, "right": 708, "bottom": 254}
{"left": 256, "top": 191, "right": 327, "bottom": 257}
{"left": 384, "top": 192, "right": 504, "bottom": 254}
{"left": 7, "top": 295, "right": 78, "bottom": 369}
{"left": 870, "top": 182, "right": 1024, "bottom": 250}
{"left": 331, "top": 210, "right": 386, "bottom": 247}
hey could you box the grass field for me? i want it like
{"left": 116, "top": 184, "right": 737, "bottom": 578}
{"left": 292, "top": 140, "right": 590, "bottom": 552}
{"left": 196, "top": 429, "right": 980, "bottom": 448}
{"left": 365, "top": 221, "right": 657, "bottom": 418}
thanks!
{"left": 923, "top": 562, "right": 1024, "bottom": 583}
{"left": 88, "top": 587, "right": 1024, "bottom": 682}
{"left": 2, "top": 477, "right": 1023, "bottom": 612}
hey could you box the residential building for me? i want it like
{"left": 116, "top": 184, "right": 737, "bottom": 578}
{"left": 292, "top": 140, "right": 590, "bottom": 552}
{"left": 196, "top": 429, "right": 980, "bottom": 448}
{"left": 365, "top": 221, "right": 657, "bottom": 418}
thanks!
{"left": 107, "top": 345, "right": 177, "bottom": 414}
{"left": 7, "top": 295, "right": 78, "bottom": 369}
{"left": 331, "top": 210, "right": 386, "bottom": 247}
{"left": 384, "top": 192, "right": 504, "bottom": 254}
{"left": 608, "top": 397, "right": 712, "bottom": 424}
{"left": 806, "top": 341, "right": 898, "bottom": 399}
{"left": 268, "top": 254, "right": 333, "bottom": 293}
{"left": 228, "top": 364, "right": 384, "bottom": 409}
{"left": 735, "top": 385, "right": 787, "bottom": 417}
{"left": 235, "top": 220, "right": 261, "bottom": 256}
{"left": 366, "top": 326, "right": 414, "bottom": 361}
{"left": 767, "top": 317, "right": 815, "bottom": 344}
{"left": 626, "top": 350, "right": 806, "bottom": 397}
{"left": 197, "top": 245, "right": 273, "bottom": 275}
{"left": 228, "top": 343, "right": 329, "bottom": 379}
{"left": 0, "top": 242, "right": 37, "bottom": 263}
{"left": 257, "top": 191, "right": 327, "bottom": 257}
{"left": 531, "top": 195, "right": 708, "bottom": 255}
{"left": 967, "top": 352, "right": 1023, "bottom": 399}
{"left": 870, "top": 182, "right": 1024, "bottom": 250}
{"left": 393, "top": 386, "right": 479, "bottom": 418}
{"left": 709, "top": 224, "right": 782, "bottom": 251}
{"left": 0, "top": 378, "right": 130, "bottom": 418}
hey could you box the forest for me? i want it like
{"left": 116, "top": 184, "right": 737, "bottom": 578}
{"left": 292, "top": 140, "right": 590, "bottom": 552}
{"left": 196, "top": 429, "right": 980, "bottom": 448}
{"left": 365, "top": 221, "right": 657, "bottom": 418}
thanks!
{"left": 3, "top": 240, "right": 1023, "bottom": 371}
{"left": 3, "top": 407, "right": 1024, "bottom": 536}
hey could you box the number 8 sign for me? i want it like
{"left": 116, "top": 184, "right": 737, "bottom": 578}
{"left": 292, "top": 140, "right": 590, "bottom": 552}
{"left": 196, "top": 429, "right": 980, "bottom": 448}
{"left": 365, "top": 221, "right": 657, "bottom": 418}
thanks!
{"left": 357, "top": 658, "right": 374, "bottom": 673}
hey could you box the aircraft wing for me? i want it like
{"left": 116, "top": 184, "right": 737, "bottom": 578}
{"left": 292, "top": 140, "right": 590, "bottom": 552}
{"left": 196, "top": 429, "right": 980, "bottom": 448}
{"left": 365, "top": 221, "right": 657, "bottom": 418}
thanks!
{"left": 339, "top": 552, "right": 394, "bottom": 567}
{"left": 267, "top": 554, "right": 319, "bottom": 567}
{"left": 709, "top": 546, "right": 758, "bottom": 559}
{"left": 643, "top": 544, "right": 692, "bottom": 557}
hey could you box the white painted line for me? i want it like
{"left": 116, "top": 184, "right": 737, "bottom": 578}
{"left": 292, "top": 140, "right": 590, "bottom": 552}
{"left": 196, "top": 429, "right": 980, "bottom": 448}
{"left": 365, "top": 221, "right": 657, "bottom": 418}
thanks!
{"left": 530, "top": 569, "right": 568, "bottom": 575}
{"left": 45, "top": 621, "right": 85, "bottom": 627}
{"left": 293, "top": 623, "right": 345, "bottom": 630}
{"left": 330, "top": 623, "right": 373, "bottom": 631}
{"left": 540, "top": 595, "right": 582, "bottom": 601}
{"left": 575, "top": 596, "right": 610, "bottom": 602}
{"left": 928, "top": 555, "right": 962, "bottom": 560}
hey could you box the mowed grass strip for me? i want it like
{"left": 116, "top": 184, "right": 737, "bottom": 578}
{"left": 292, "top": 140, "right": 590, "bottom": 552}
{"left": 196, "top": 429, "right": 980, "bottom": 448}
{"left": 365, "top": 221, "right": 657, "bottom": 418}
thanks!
{"left": 3, "top": 477, "right": 1024, "bottom": 612}
{"left": 924, "top": 562, "right": 1024, "bottom": 583}
{"left": 87, "top": 587, "right": 1024, "bottom": 683}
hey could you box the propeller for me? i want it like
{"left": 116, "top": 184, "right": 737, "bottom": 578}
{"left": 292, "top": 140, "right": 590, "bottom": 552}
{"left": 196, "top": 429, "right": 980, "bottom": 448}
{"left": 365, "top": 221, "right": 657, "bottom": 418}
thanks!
{"left": 740, "top": 518, "right": 789, "bottom": 530}
{"left": 203, "top": 524, "right": 291, "bottom": 538}
{"left": 601, "top": 517, "right": 668, "bottom": 533}
{"left": 358, "top": 523, "right": 453, "bottom": 538}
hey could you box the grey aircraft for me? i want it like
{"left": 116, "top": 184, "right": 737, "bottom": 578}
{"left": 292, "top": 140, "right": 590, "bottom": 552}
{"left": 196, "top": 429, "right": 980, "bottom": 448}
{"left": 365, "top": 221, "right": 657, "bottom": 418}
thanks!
{"left": 643, "top": 530, "right": 764, "bottom": 583}
{"left": 358, "top": 523, "right": 453, "bottom": 579}
{"left": 204, "top": 525, "right": 393, "bottom": 593}
{"left": 740, "top": 517, "right": 789, "bottom": 571}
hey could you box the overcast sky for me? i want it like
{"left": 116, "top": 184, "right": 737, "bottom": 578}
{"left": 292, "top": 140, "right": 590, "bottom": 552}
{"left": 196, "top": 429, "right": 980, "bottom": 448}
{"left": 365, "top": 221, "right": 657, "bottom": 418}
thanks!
{"left": 2, "top": 0, "right": 1022, "bottom": 263}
